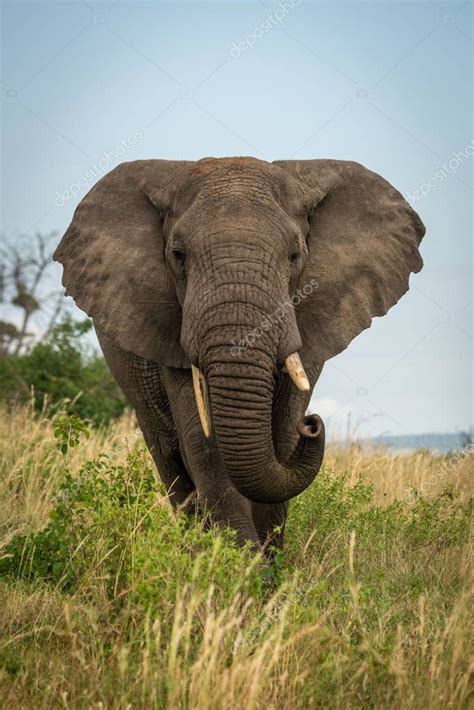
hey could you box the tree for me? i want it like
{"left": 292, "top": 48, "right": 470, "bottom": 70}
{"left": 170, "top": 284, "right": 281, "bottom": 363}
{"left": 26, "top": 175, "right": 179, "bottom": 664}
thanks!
{"left": 0, "top": 232, "right": 65, "bottom": 357}
{"left": 0, "top": 233, "right": 127, "bottom": 424}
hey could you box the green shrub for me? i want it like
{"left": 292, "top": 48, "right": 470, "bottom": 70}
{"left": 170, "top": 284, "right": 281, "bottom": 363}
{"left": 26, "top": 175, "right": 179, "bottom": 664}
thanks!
{"left": 0, "top": 318, "right": 126, "bottom": 423}
{"left": 0, "top": 416, "right": 263, "bottom": 607}
{"left": 285, "top": 468, "right": 472, "bottom": 635}
{"left": 287, "top": 468, "right": 471, "bottom": 562}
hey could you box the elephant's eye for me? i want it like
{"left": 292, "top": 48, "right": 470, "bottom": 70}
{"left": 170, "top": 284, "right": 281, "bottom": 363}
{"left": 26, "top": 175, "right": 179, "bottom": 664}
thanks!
{"left": 171, "top": 243, "right": 186, "bottom": 266}
{"left": 289, "top": 250, "right": 300, "bottom": 264}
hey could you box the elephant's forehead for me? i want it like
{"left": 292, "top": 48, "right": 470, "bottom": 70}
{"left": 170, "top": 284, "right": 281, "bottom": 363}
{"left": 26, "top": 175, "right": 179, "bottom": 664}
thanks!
{"left": 185, "top": 157, "right": 285, "bottom": 203}
{"left": 191, "top": 156, "right": 269, "bottom": 176}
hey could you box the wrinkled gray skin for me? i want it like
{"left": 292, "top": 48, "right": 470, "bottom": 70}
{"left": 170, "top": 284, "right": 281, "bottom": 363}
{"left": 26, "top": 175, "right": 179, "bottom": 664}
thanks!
{"left": 54, "top": 157, "right": 425, "bottom": 552}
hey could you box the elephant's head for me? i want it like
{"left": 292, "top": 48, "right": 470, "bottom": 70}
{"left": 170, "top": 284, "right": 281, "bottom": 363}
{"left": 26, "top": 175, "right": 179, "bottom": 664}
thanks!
{"left": 54, "top": 157, "right": 425, "bottom": 503}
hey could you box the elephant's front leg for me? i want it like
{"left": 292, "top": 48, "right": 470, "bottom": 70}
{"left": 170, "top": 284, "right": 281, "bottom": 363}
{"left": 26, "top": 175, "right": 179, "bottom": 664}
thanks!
{"left": 162, "top": 367, "right": 263, "bottom": 549}
{"left": 96, "top": 328, "right": 197, "bottom": 512}
{"left": 251, "top": 501, "right": 289, "bottom": 552}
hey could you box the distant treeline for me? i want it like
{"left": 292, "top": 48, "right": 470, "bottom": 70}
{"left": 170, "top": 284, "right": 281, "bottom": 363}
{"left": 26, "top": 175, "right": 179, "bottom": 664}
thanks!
{"left": 369, "top": 432, "right": 473, "bottom": 454}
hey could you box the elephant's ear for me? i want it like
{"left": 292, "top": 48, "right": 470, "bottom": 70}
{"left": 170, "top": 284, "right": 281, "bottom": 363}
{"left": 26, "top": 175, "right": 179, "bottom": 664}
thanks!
{"left": 274, "top": 160, "right": 426, "bottom": 365}
{"left": 53, "top": 159, "right": 194, "bottom": 367}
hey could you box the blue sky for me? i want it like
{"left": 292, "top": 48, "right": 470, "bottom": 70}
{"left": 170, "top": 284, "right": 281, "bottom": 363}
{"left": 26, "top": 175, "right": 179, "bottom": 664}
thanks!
{"left": 1, "top": 0, "right": 472, "bottom": 438}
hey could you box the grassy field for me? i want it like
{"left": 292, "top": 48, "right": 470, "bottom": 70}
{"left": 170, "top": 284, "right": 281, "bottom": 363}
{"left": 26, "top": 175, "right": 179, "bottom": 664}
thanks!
{"left": 0, "top": 404, "right": 472, "bottom": 709}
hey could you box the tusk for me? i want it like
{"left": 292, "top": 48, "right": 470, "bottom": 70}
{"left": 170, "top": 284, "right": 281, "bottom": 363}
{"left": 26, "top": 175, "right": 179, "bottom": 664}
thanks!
{"left": 191, "top": 365, "right": 212, "bottom": 438}
{"left": 285, "top": 352, "right": 310, "bottom": 392}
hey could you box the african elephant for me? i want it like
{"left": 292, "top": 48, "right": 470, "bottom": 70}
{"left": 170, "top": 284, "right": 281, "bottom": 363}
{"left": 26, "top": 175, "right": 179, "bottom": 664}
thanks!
{"left": 54, "top": 157, "right": 425, "bottom": 551}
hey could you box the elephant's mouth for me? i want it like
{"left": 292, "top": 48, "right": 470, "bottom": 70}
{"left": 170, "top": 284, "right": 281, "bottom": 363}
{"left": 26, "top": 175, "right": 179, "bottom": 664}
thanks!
{"left": 191, "top": 351, "right": 309, "bottom": 439}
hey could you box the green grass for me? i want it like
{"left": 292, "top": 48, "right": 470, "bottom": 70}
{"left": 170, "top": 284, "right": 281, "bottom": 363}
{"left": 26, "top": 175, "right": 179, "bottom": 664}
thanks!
{"left": 0, "top": 406, "right": 472, "bottom": 708}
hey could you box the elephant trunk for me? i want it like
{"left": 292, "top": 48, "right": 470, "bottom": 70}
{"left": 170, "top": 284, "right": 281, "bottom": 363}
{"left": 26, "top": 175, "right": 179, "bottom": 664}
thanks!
{"left": 201, "top": 334, "right": 325, "bottom": 504}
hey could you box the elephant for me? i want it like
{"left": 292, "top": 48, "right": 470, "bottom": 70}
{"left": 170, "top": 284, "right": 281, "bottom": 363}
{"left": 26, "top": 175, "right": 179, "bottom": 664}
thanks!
{"left": 54, "top": 156, "right": 425, "bottom": 553}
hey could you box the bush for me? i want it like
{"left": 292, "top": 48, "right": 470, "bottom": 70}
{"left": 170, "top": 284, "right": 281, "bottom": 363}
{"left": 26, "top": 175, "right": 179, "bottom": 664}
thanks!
{"left": 0, "top": 318, "right": 126, "bottom": 424}
{"left": 0, "top": 415, "right": 263, "bottom": 606}
{"left": 2, "top": 415, "right": 470, "bottom": 615}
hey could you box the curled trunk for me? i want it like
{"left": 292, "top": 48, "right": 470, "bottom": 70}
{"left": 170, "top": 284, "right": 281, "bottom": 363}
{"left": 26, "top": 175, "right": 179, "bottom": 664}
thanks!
{"left": 205, "top": 347, "right": 325, "bottom": 504}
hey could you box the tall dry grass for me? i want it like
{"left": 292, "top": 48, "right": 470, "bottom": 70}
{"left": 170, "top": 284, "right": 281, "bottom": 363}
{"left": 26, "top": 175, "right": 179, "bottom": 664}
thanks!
{"left": 325, "top": 440, "right": 473, "bottom": 505}
{"left": 0, "top": 401, "right": 139, "bottom": 543}
{"left": 0, "top": 404, "right": 472, "bottom": 709}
